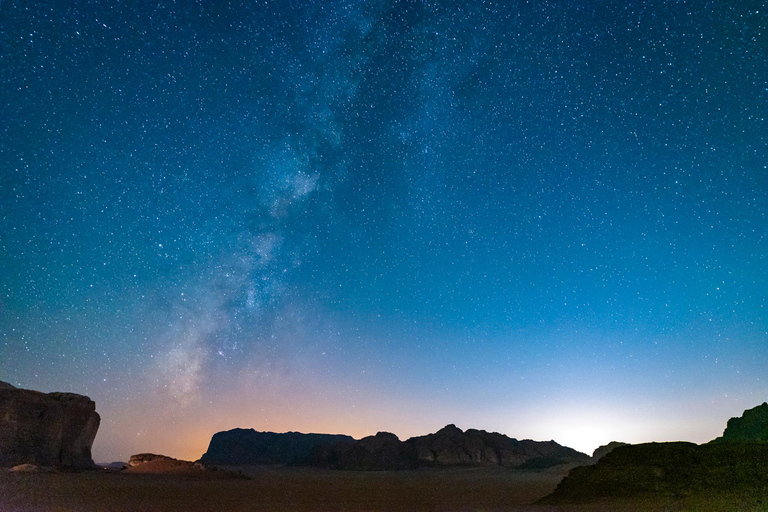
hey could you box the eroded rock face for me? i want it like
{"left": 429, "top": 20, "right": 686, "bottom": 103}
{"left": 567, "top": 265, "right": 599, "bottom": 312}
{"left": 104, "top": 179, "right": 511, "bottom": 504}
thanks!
{"left": 0, "top": 381, "right": 100, "bottom": 469}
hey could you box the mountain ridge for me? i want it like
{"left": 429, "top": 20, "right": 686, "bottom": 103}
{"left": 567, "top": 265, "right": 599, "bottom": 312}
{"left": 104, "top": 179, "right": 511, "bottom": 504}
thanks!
{"left": 200, "top": 423, "right": 591, "bottom": 470}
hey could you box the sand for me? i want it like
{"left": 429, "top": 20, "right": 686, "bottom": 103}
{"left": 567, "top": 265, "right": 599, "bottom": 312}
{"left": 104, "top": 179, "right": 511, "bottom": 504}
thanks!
{"left": 0, "top": 465, "right": 562, "bottom": 511}
{"left": 1, "top": 465, "right": 764, "bottom": 511}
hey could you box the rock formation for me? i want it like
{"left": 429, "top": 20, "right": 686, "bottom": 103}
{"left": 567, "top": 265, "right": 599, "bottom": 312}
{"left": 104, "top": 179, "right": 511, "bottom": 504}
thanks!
{"left": 199, "top": 428, "right": 355, "bottom": 466}
{"left": 543, "top": 402, "right": 768, "bottom": 504}
{"left": 591, "top": 441, "right": 628, "bottom": 461}
{"left": 0, "top": 380, "right": 100, "bottom": 469}
{"left": 126, "top": 453, "right": 247, "bottom": 478}
{"left": 128, "top": 453, "right": 185, "bottom": 468}
{"left": 206, "top": 424, "right": 591, "bottom": 470}
{"left": 541, "top": 441, "right": 768, "bottom": 504}
{"left": 711, "top": 402, "right": 768, "bottom": 443}
{"left": 9, "top": 463, "right": 55, "bottom": 473}
{"left": 405, "top": 424, "right": 591, "bottom": 469}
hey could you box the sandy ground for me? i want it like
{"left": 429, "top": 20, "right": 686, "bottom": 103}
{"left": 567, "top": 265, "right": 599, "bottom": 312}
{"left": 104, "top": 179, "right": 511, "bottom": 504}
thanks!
{"left": 0, "top": 465, "right": 764, "bottom": 512}
{"left": 0, "top": 465, "right": 561, "bottom": 512}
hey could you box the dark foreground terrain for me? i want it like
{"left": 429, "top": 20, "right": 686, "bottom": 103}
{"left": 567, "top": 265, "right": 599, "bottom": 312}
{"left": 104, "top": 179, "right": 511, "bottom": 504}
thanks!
{"left": 1, "top": 465, "right": 766, "bottom": 512}
{"left": 1, "top": 466, "right": 559, "bottom": 512}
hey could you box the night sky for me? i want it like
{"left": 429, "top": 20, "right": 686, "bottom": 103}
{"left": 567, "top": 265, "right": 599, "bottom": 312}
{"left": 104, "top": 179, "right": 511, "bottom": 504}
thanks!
{"left": 1, "top": 1, "right": 766, "bottom": 462}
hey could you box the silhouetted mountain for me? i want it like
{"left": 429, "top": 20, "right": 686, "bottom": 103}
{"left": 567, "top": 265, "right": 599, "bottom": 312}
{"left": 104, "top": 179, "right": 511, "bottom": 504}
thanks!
{"left": 542, "top": 402, "right": 768, "bottom": 504}
{"left": 405, "top": 424, "right": 591, "bottom": 468}
{"left": 542, "top": 441, "right": 768, "bottom": 504}
{"left": 219, "top": 423, "right": 592, "bottom": 471}
{"left": 200, "top": 424, "right": 590, "bottom": 471}
{"left": 198, "top": 428, "right": 355, "bottom": 465}
{"left": 711, "top": 402, "right": 768, "bottom": 443}
{"left": 591, "top": 441, "right": 628, "bottom": 461}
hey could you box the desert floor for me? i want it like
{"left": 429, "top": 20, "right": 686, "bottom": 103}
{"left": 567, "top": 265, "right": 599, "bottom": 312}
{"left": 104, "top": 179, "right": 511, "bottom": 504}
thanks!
{"left": 0, "top": 465, "right": 765, "bottom": 512}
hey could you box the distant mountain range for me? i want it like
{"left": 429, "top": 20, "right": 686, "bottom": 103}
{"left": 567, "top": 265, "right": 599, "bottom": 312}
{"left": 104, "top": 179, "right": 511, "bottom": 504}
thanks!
{"left": 199, "top": 424, "right": 592, "bottom": 470}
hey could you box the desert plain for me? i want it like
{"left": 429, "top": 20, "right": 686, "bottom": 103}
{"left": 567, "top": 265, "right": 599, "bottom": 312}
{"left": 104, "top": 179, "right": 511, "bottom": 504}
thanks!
{"left": 2, "top": 464, "right": 766, "bottom": 512}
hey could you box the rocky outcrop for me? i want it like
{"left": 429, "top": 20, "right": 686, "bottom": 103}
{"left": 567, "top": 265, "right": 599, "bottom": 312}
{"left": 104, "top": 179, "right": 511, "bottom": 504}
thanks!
{"left": 591, "top": 441, "right": 628, "bottom": 461}
{"left": 711, "top": 402, "right": 768, "bottom": 443}
{"left": 543, "top": 402, "right": 768, "bottom": 504}
{"left": 406, "top": 424, "right": 592, "bottom": 469}
{"left": 126, "top": 453, "right": 206, "bottom": 473}
{"left": 542, "top": 441, "right": 768, "bottom": 504}
{"left": 126, "top": 453, "right": 247, "bottom": 478}
{"left": 0, "top": 381, "right": 100, "bottom": 469}
{"left": 9, "top": 463, "right": 55, "bottom": 473}
{"left": 128, "top": 453, "right": 184, "bottom": 468}
{"left": 199, "top": 428, "right": 355, "bottom": 466}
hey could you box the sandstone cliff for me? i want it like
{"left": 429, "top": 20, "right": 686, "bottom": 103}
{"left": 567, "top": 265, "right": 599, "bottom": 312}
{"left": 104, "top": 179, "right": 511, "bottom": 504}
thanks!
{"left": 0, "top": 381, "right": 100, "bottom": 469}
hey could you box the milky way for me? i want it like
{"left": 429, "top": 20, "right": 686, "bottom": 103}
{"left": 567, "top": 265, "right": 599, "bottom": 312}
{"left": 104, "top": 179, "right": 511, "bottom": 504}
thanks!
{"left": 1, "top": 1, "right": 766, "bottom": 460}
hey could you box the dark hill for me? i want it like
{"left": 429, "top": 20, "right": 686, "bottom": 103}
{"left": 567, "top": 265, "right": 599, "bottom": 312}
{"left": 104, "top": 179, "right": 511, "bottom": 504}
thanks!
{"left": 711, "top": 402, "right": 768, "bottom": 443}
{"left": 199, "top": 428, "right": 355, "bottom": 466}
{"left": 542, "top": 441, "right": 768, "bottom": 504}
{"left": 591, "top": 441, "right": 628, "bottom": 461}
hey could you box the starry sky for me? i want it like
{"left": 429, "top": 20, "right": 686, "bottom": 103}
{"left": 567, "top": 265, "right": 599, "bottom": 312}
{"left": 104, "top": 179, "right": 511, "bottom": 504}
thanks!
{"left": 1, "top": 1, "right": 766, "bottom": 462}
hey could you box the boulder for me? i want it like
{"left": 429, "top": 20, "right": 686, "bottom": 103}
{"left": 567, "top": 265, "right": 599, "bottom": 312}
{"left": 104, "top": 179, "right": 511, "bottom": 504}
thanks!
{"left": 0, "top": 381, "right": 100, "bottom": 469}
